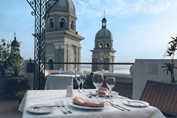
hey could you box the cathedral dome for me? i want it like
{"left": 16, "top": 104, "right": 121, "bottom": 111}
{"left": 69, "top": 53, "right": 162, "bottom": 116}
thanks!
{"left": 95, "top": 28, "right": 112, "bottom": 40}
{"left": 95, "top": 17, "right": 112, "bottom": 40}
{"left": 49, "top": 0, "right": 75, "bottom": 16}
{"left": 11, "top": 35, "right": 20, "bottom": 47}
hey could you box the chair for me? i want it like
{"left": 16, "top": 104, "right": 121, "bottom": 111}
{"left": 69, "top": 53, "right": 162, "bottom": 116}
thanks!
{"left": 140, "top": 80, "right": 177, "bottom": 117}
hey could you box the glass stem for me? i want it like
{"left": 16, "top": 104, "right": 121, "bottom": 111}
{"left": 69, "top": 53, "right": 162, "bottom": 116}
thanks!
{"left": 81, "top": 82, "right": 84, "bottom": 91}
{"left": 78, "top": 83, "right": 81, "bottom": 93}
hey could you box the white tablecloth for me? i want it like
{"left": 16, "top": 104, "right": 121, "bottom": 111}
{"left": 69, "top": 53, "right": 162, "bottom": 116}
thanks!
{"left": 19, "top": 90, "right": 165, "bottom": 118}
{"left": 44, "top": 74, "right": 74, "bottom": 89}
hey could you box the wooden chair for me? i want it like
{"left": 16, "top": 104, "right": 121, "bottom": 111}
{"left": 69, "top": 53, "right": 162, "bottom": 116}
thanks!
{"left": 140, "top": 80, "right": 177, "bottom": 117}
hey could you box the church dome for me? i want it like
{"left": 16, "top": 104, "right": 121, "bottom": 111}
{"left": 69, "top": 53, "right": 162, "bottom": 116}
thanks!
{"left": 95, "top": 17, "right": 112, "bottom": 40}
{"left": 11, "top": 34, "right": 20, "bottom": 47}
{"left": 48, "top": 0, "right": 75, "bottom": 16}
{"left": 95, "top": 28, "right": 112, "bottom": 40}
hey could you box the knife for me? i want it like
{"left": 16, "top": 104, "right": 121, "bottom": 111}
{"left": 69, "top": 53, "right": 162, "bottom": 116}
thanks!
{"left": 109, "top": 102, "right": 130, "bottom": 111}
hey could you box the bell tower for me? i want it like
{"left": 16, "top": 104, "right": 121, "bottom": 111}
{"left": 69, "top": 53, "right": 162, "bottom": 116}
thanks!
{"left": 45, "top": 0, "right": 84, "bottom": 71}
{"left": 91, "top": 17, "right": 116, "bottom": 72}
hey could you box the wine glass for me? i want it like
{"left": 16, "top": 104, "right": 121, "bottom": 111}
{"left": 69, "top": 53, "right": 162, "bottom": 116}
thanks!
{"left": 92, "top": 72, "right": 104, "bottom": 97}
{"left": 80, "top": 73, "right": 87, "bottom": 92}
{"left": 75, "top": 75, "right": 82, "bottom": 93}
{"left": 106, "top": 77, "right": 116, "bottom": 97}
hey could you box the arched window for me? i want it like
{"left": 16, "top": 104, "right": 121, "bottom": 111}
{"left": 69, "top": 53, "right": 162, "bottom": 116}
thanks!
{"left": 48, "top": 59, "right": 54, "bottom": 70}
{"left": 60, "top": 18, "right": 66, "bottom": 29}
{"left": 71, "top": 21, "right": 75, "bottom": 30}
{"left": 49, "top": 18, "right": 54, "bottom": 28}
{"left": 99, "top": 43, "right": 103, "bottom": 48}
{"left": 106, "top": 43, "right": 109, "bottom": 48}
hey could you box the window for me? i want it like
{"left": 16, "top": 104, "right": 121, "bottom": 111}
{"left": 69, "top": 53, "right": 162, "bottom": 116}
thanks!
{"left": 106, "top": 43, "right": 109, "bottom": 48}
{"left": 71, "top": 21, "right": 75, "bottom": 30}
{"left": 48, "top": 59, "right": 54, "bottom": 70}
{"left": 60, "top": 18, "right": 66, "bottom": 29}
{"left": 99, "top": 43, "right": 103, "bottom": 48}
{"left": 49, "top": 18, "right": 54, "bottom": 28}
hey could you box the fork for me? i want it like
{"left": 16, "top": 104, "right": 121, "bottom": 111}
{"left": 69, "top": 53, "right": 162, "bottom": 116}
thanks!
{"left": 60, "top": 100, "right": 72, "bottom": 114}
{"left": 55, "top": 101, "right": 67, "bottom": 114}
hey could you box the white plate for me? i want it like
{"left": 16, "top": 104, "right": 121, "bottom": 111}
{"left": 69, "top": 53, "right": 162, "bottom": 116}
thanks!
{"left": 123, "top": 100, "right": 149, "bottom": 107}
{"left": 91, "top": 91, "right": 118, "bottom": 98}
{"left": 69, "top": 102, "right": 108, "bottom": 110}
{"left": 27, "top": 104, "right": 56, "bottom": 114}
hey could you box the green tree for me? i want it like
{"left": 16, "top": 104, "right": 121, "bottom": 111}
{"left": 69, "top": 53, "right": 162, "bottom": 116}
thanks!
{"left": 7, "top": 53, "right": 24, "bottom": 77}
{"left": 0, "top": 39, "right": 10, "bottom": 77}
{"left": 162, "top": 36, "right": 177, "bottom": 83}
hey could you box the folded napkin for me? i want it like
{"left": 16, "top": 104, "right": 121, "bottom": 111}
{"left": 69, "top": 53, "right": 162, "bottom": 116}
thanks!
{"left": 98, "top": 87, "right": 109, "bottom": 96}
{"left": 73, "top": 96, "right": 108, "bottom": 107}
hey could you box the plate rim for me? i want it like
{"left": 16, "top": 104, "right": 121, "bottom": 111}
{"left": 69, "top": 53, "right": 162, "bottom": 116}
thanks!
{"left": 27, "top": 104, "right": 56, "bottom": 114}
{"left": 91, "top": 91, "right": 119, "bottom": 97}
{"left": 69, "top": 102, "right": 107, "bottom": 110}
{"left": 123, "top": 100, "right": 149, "bottom": 107}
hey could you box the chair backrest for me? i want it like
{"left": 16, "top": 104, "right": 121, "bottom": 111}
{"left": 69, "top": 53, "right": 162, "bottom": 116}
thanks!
{"left": 140, "top": 80, "right": 177, "bottom": 116}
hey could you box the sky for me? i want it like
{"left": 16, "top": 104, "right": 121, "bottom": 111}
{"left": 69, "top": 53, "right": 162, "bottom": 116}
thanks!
{"left": 0, "top": 0, "right": 177, "bottom": 63}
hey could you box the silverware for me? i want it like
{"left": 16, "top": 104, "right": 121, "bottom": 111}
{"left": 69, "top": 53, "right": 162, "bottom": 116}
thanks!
{"left": 60, "top": 100, "right": 72, "bottom": 114}
{"left": 110, "top": 103, "right": 125, "bottom": 111}
{"left": 110, "top": 102, "right": 130, "bottom": 111}
{"left": 55, "top": 101, "right": 67, "bottom": 114}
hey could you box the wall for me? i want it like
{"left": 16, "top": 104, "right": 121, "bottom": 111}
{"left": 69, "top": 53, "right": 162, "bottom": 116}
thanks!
{"left": 130, "top": 59, "right": 177, "bottom": 99}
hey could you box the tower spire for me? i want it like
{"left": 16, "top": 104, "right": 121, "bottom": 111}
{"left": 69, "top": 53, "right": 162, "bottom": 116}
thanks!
{"left": 104, "top": 11, "right": 105, "bottom": 18}
{"left": 102, "top": 12, "right": 107, "bottom": 29}
{"left": 14, "top": 32, "right": 16, "bottom": 40}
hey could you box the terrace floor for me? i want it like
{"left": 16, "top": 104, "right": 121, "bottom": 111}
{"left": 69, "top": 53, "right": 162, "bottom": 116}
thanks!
{"left": 0, "top": 95, "right": 22, "bottom": 118}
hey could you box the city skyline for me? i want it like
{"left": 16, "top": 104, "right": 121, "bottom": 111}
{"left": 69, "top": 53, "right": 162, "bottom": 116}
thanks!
{"left": 0, "top": 0, "right": 177, "bottom": 63}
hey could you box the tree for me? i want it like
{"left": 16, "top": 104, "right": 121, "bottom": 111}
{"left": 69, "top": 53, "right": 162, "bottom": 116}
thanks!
{"left": 7, "top": 53, "right": 25, "bottom": 77}
{"left": 162, "top": 36, "right": 177, "bottom": 83}
{"left": 0, "top": 39, "right": 10, "bottom": 77}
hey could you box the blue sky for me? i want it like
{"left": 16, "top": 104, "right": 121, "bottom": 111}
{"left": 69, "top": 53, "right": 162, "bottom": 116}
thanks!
{"left": 0, "top": 0, "right": 177, "bottom": 63}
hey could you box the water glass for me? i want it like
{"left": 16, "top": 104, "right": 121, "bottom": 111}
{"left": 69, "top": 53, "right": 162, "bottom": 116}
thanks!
{"left": 92, "top": 72, "right": 104, "bottom": 97}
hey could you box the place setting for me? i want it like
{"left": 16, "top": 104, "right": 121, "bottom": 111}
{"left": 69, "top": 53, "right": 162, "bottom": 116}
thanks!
{"left": 68, "top": 72, "right": 119, "bottom": 111}
{"left": 26, "top": 104, "right": 57, "bottom": 114}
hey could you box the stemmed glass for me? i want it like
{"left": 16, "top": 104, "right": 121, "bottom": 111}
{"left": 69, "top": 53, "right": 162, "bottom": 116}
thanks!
{"left": 92, "top": 72, "right": 104, "bottom": 97}
{"left": 80, "top": 73, "right": 87, "bottom": 92}
{"left": 106, "top": 77, "right": 116, "bottom": 97}
{"left": 75, "top": 75, "right": 82, "bottom": 93}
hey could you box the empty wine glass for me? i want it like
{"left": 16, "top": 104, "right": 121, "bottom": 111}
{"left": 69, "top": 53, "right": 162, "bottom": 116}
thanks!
{"left": 80, "top": 74, "right": 87, "bottom": 92}
{"left": 75, "top": 74, "right": 82, "bottom": 93}
{"left": 92, "top": 72, "right": 104, "bottom": 97}
{"left": 106, "top": 77, "right": 116, "bottom": 96}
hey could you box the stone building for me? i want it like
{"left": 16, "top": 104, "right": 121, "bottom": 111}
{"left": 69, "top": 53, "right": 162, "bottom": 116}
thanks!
{"left": 91, "top": 17, "right": 116, "bottom": 72}
{"left": 45, "top": 0, "right": 84, "bottom": 71}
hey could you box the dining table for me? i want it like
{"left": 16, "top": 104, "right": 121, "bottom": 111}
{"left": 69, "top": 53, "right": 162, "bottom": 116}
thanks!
{"left": 19, "top": 89, "right": 165, "bottom": 118}
{"left": 44, "top": 74, "right": 74, "bottom": 90}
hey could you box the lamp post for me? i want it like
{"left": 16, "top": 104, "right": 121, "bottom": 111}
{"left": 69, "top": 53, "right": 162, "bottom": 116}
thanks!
{"left": 26, "top": 0, "right": 59, "bottom": 89}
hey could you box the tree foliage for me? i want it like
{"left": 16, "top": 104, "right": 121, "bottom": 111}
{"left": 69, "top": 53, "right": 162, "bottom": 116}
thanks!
{"left": 7, "top": 53, "right": 24, "bottom": 77}
{"left": 0, "top": 39, "right": 11, "bottom": 76}
{"left": 162, "top": 36, "right": 177, "bottom": 83}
